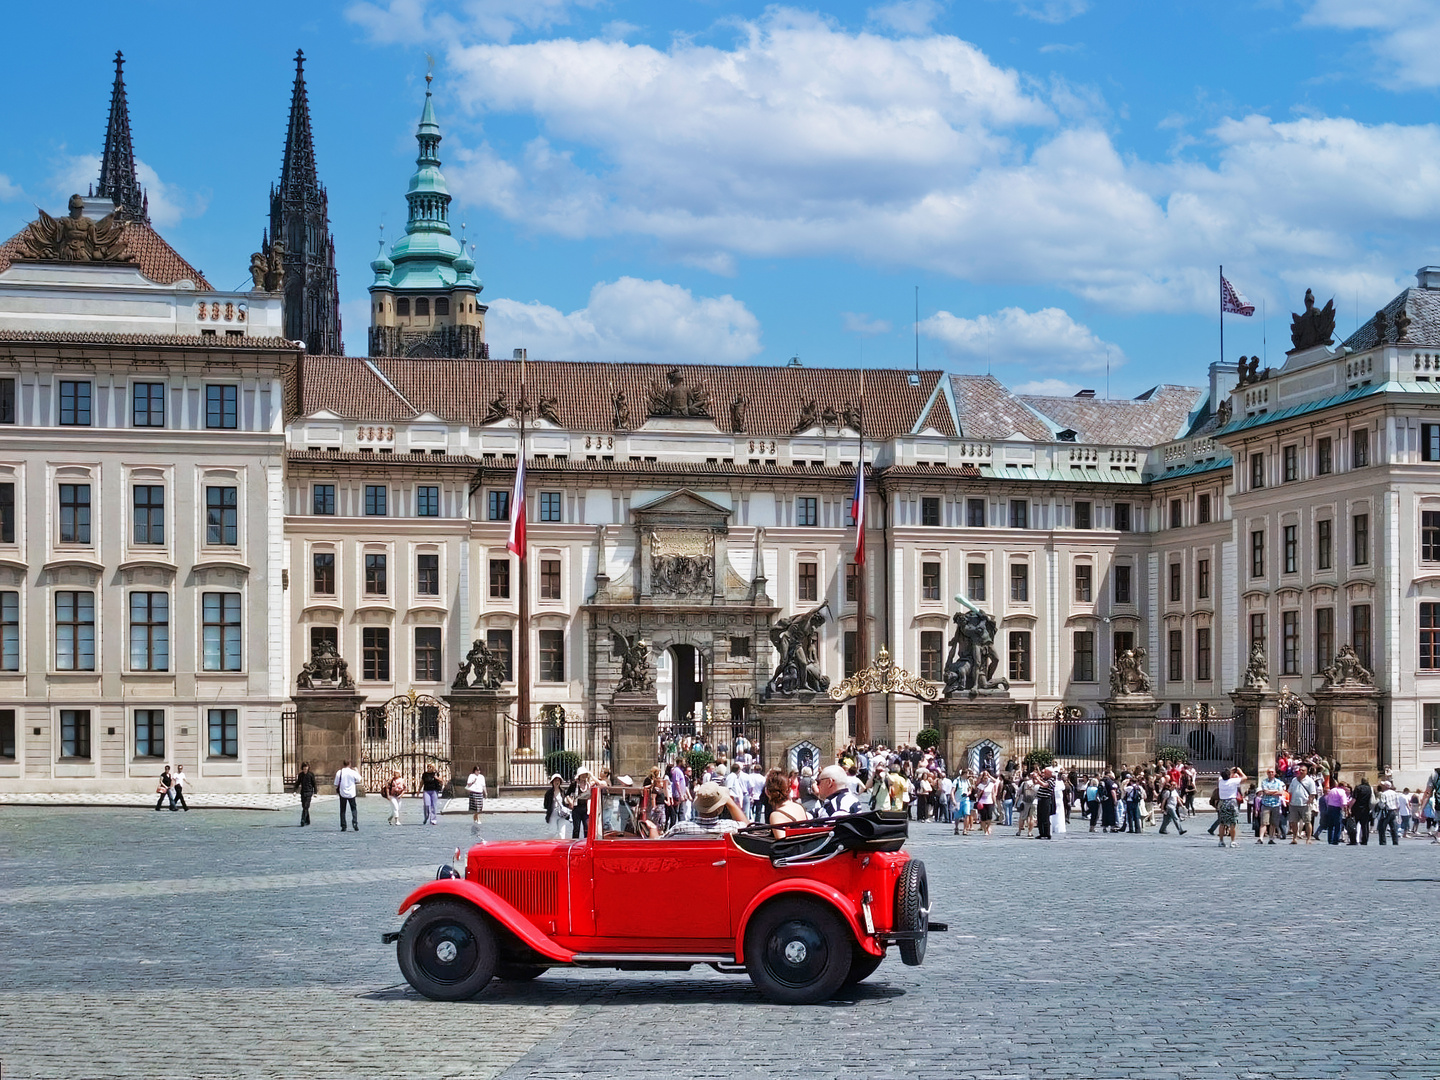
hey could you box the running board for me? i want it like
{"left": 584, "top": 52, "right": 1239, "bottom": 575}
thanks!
{"left": 571, "top": 952, "right": 734, "bottom": 965}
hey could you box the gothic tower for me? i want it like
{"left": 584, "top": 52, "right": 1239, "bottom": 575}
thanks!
{"left": 95, "top": 51, "right": 148, "bottom": 223}
{"left": 369, "top": 74, "right": 486, "bottom": 358}
{"left": 269, "top": 50, "right": 344, "bottom": 355}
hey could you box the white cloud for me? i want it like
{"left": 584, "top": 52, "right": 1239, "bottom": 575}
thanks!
{"left": 0, "top": 175, "right": 22, "bottom": 202}
{"left": 842, "top": 311, "right": 893, "bottom": 336}
{"left": 921, "top": 306, "right": 1122, "bottom": 375}
{"left": 430, "top": 8, "right": 1440, "bottom": 320}
{"left": 484, "top": 277, "right": 762, "bottom": 363}
{"left": 1013, "top": 377, "right": 1083, "bottom": 395}
{"left": 347, "top": 0, "right": 598, "bottom": 45}
{"left": 46, "top": 155, "right": 205, "bottom": 229}
{"left": 1304, "top": 1, "right": 1440, "bottom": 90}
{"left": 867, "top": 0, "right": 944, "bottom": 36}
{"left": 1012, "top": 0, "right": 1088, "bottom": 24}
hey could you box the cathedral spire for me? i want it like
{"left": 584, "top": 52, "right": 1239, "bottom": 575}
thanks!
{"left": 96, "top": 50, "right": 147, "bottom": 222}
{"left": 279, "top": 49, "right": 319, "bottom": 196}
{"left": 268, "top": 49, "right": 343, "bottom": 354}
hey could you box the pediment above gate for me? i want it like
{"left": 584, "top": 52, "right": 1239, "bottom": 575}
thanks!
{"left": 630, "top": 488, "right": 732, "bottom": 529}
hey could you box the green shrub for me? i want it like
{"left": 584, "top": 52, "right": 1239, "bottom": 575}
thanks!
{"left": 1023, "top": 747, "right": 1056, "bottom": 773}
{"left": 544, "top": 749, "right": 583, "bottom": 780}
{"left": 1156, "top": 745, "right": 1190, "bottom": 765}
{"left": 916, "top": 727, "right": 942, "bottom": 751}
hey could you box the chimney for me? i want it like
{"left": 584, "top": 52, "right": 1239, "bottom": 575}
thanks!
{"left": 1417, "top": 266, "right": 1440, "bottom": 290}
{"left": 513, "top": 348, "right": 527, "bottom": 360}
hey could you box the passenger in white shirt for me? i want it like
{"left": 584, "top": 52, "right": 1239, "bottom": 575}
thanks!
{"left": 334, "top": 760, "right": 361, "bottom": 831}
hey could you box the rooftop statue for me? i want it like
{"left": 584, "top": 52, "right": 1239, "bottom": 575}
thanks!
{"left": 648, "top": 367, "right": 711, "bottom": 418}
{"left": 15, "top": 194, "right": 133, "bottom": 264}
{"left": 1290, "top": 288, "right": 1337, "bottom": 351}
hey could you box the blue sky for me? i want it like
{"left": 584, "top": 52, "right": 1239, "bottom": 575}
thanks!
{"left": 4, "top": 0, "right": 1440, "bottom": 396}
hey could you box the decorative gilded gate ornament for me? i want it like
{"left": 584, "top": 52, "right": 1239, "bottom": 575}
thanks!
{"left": 829, "top": 646, "right": 940, "bottom": 702}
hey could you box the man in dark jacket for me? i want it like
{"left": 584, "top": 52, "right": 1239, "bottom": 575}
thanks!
{"left": 1349, "top": 776, "right": 1373, "bottom": 845}
{"left": 297, "top": 762, "right": 317, "bottom": 826}
{"left": 421, "top": 766, "right": 444, "bottom": 825}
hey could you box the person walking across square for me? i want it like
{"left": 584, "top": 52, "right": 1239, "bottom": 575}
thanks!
{"left": 171, "top": 765, "right": 190, "bottom": 811}
{"left": 421, "top": 766, "right": 443, "bottom": 825}
{"left": 335, "top": 760, "right": 361, "bottom": 831}
{"left": 297, "top": 762, "right": 317, "bottom": 826}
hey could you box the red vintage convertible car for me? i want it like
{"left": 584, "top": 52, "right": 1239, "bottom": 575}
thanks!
{"left": 385, "top": 786, "right": 943, "bottom": 1004}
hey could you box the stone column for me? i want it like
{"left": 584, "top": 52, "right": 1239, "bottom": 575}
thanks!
{"left": 926, "top": 696, "right": 1028, "bottom": 773}
{"left": 445, "top": 690, "right": 514, "bottom": 794}
{"left": 605, "top": 692, "right": 665, "bottom": 782}
{"left": 292, "top": 691, "right": 364, "bottom": 793}
{"left": 1229, "top": 688, "right": 1279, "bottom": 780}
{"left": 1102, "top": 696, "right": 1159, "bottom": 772}
{"left": 1312, "top": 687, "right": 1380, "bottom": 785}
{"left": 754, "top": 694, "right": 845, "bottom": 773}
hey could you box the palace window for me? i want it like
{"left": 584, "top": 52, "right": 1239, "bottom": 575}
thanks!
{"left": 489, "top": 559, "right": 510, "bottom": 599}
{"left": 435, "top": 297, "right": 450, "bottom": 316}
{"left": 1317, "top": 437, "right": 1332, "bottom": 475}
{"left": 968, "top": 563, "right": 986, "bottom": 602}
{"left": 1114, "top": 564, "right": 1132, "bottom": 604}
{"left": 1353, "top": 514, "right": 1369, "bottom": 566}
{"left": 921, "top": 561, "right": 940, "bottom": 602}
{"left": 921, "top": 497, "right": 940, "bottom": 527}
{"left": 0, "top": 378, "right": 13, "bottom": 424}
{"left": 1073, "top": 630, "right": 1095, "bottom": 682}
{"left": 540, "top": 558, "right": 561, "bottom": 601}
{"left": 796, "top": 497, "right": 818, "bottom": 527}
{"left": 1315, "top": 608, "right": 1334, "bottom": 673}
{"left": 1426, "top": 704, "right": 1440, "bottom": 746}
{"left": 539, "top": 629, "right": 565, "bottom": 682}
{"left": 417, "top": 553, "right": 439, "bottom": 597}
{"left": 1008, "top": 631, "right": 1032, "bottom": 683}
{"left": 129, "top": 591, "right": 169, "bottom": 672}
{"left": 488, "top": 490, "right": 509, "bottom": 521}
{"left": 1170, "top": 500, "right": 1182, "bottom": 529}
{"left": 205, "top": 385, "right": 238, "bottom": 430}
{"left": 1168, "top": 629, "right": 1183, "bottom": 682}
{"left": 1421, "top": 603, "right": 1440, "bottom": 670}
{"left": 1075, "top": 564, "right": 1092, "bottom": 603}
{"left": 55, "top": 591, "right": 94, "bottom": 671}
{"left": 1283, "top": 444, "right": 1298, "bottom": 482}
{"left": 920, "top": 630, "right": 943, "bottom": 682}
{"left": 798, "top": 561, "right": 818, "bottom": 602}
{"left": 1196, "top": 628, "right": 1212, "bottom": 681}
{"left": 1250, "top": 452, "right": 1265, "bottom": 488}
{"left": 0, "top": 482, "right": 11, "bottom": 544}
{"left": 133, "top": 485, "right": 165, "bottom": 545}
{"left": 414, "top": 627, "right": 442, "bottom": 682}
{"left": 1424, "top": 512, "right": 1440, "bottom": 562}
{"left": 0, "top": 591, "right": 16, "bottom": 671}
{"left": 1198, "top": 493, "right": 1211, "bottom": 524}
{"left": 365, "top": 485, "right": 387, "bottom": 516}
{"left": 59, "top": 381, "right": 91, "bottom": 426}
{"left": 206, "top": 486, "right": 237, "bottom": 545}
{"left": 59, "top": 484, "right": 91, "bottom": 544}
{"left": 1353, "top": 604, "right": 1372, "bottom": 668}
{"left": 132, "top": 382, "right": 165, "bottom": 427}
{"left": 417, "top": 486, "right": 440, "bottom": 517}
{"left": 1251, "top": 530, "right": 1265, "bottom": 578}
{"left": 486, "top": 629, "right": 513, "bottom": 681}
{"left": 415, "top": 298, "right": 430, "bottom": 317}
{"left": 60, "top": 709, "right": 91, "bottom": 759}
{"left": 312, "top": 552, "right": 335, "bottom": 595}
{"left": 397, "top": 298, "right": 410, "bottom": 317}
{"left": 363, "top": 627, "right": 390, "bottom": 681}
{"left": 1075, "top": 501, "right": 1092, "bottom": 529}
{"left": 1317, "top": 520, "right": 1333, "bottom": 569}
{"left": 208, "top": 709, "right": 238, "bottom": 758}
{"left": 1250, "top": 613, "right": 1266, "bottom": 659}
{"left": 1010, "top": 561, "right": 1029, "bottom": 602}
{"left": 1284, "top": 524, "right": 1297, "bottom": 574}
{"left": 134, "top": 709, "right": 164, "bottom": 759}
{"left": 1197, "top": 557, "right": 1210, "bottom": 599}
{"left": 1114, "top": 503, "right": 1132, "bottom": 532}
{"left": 202, "top": 592, "right": 242, "bottom": 671}
{"left": 1352, "top": 428, "right": 1370, "bottom": 468}
{"left": 1282, "top": 610, "right": 1299, "bottom": 675}
{"left": 313, "top": 484, "right": 335, "bottom": 515}
{"left": 1169, "top": 562, "right": 1181, "bottom": 603}
{"left": 966, "top": 498, "right": 986, "bottom": 527}
{"left": 730, "top": 636, "right": 751, "bottom": 658}
{"left": 1010, "top": 500, "right": 1028, "bottom": 529}
{"left": 364, "top": 553, "right": 387, "bottom": 596}
{"left": 846, "top": 563, "right": 859, "bottom": 603}
{"left": 539, "top": 492, "right": 562, "bottom": 522}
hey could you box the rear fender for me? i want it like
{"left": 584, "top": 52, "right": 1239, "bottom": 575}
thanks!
{"left": 396, "top": 879, "right": 575, "bottom": 964}
{"left": 734, "top": 879, "right": 878, "bottom": 964}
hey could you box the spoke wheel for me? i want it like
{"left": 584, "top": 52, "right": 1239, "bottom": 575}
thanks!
{"left": 397, "top": 900, "right": 497, "bottom": 1001}
{"left": 744, "top": 898, "right": 852, "bottom": 1004}
{"left": 894, "top": 858, "right": 930, "bottom": 967}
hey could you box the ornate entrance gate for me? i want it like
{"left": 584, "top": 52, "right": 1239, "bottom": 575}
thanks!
{"left": 1276, "top": 687, "right": 1316, "bottom": 756}
{"left": 360, "top": 690, "right": 451, "bottom": 794}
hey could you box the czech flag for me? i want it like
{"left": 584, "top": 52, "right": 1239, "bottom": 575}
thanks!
{"left": 506, "top": 452, "right": 526, "bottom": 557}
{"left": 851, "top": 458, "right": 865, "bottom": 565}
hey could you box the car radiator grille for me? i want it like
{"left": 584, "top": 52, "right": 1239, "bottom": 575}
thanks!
{"left": 479, "top": 869, "right": 558, "bottom": 916}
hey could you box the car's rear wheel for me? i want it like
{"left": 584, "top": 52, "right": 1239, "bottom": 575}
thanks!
{"left": 494, "top": 963, "right": 548, "bottom": 982}
{"left": 894, "top": 858, "right": 929, "bottom": 966}
{"left": 744, "top": 897, "right": 853, "bottom": 1004}
{"left": 397, "top": 900, "right": 497, "bottom": 1000}
{"left": 842, "top": 945, "right": 883, "bottom": 986}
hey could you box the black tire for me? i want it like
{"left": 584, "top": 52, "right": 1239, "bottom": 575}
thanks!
{"left": 894, "top": 858, "right": 930, "bottom": 966}
{"left": 396, "top": 900, "right": 497, "bottom": 1000}
{"left": 842, "top": 945, "right": 883, "bottom": 986}
{"left": 744, "top": 897, "right": 853, "bottom": 1004}
{"left": 494, "top": 964, "right": 548, "bottom": 982}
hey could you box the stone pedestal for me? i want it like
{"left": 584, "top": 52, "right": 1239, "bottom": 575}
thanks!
{"left": 292, "top": 691, "right": 364, "bottom": 793}
{"left": 1313, "top": 686, "right": 1380, "bottom": 785}
{"left": 926, "top": 696, "right": 1028, "bottom": 773}
{"left": 605, "top": 693, "right": 664, "bottom": 782}
{"left": 445, "top": 690, "right": 514, "bottom": 794}
{"left": 1230, "top": 688, "right": 1279, "bottom": 780}
{"left": 1102, "top": 696, "right": 1159, "bottom": 771}
{"left": 755, "top": 695, "right": 845, "bottom": 774}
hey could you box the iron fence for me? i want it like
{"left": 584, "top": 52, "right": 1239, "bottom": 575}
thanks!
{"left": 1156, "top": 715, "right": 1235, "bottom": 773}
{"left": 1012, "top": 709, "right": 1110, "bottom": 772}
{"left": 1277, "top": 689, "right": 1316, "bottom": 755}
{"left": 657, "top": 717, "right": 765, "bottom": 771}
{"left": 280, "top": 708, "right": 298, "bottom": 788}
{"left": 506, "top": 706, "right": 610, "bottom": 787}
{"left": 359, "top": 693, "right": 452, "bottom": 795}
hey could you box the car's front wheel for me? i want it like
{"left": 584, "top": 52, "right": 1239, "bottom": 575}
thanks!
{"left": 744, "top": 897, "right": 853, "bottom": 1004}
{"left": 397, "top": 900, "right": 497, "bottom": 1000}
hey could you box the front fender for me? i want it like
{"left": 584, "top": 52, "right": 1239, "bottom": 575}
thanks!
{"left": 396, "top": 879, "right": 575, "bottom": 964}
{"left": 734, "top": 879, "right": 879, "bottom": 964}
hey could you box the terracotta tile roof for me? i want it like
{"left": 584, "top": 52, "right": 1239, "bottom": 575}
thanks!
{"left": 298, "top": 356, "right": 417, "bottom": 422}
{"left": 949, "top": 375, "right": 1054, "bottom": 441}
{"left": 296, "top": 357, "right": 942, "bottom": 439}
{"left": 287, "top": 450, "right": 478, "bottom": 466}
{"left": 915, "top": 394, "right": 958, "bottom": 437}
{"left": 0, "top": 219, "right": 212, "bottom": 290}
{"left": 1342, "top": 287, "right": 1440, "bottom": 351}
{"left": 0, "top": 329, "right": 296, "bottom": 350}
{"left": 1019, "top": 384, "right": 1204, "bottom": 445}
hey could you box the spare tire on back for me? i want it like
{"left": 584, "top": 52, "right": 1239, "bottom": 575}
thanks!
{"left": 894, "top": 858, "right": 929, "bottom": 966}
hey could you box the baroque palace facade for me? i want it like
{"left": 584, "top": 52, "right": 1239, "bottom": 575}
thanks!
{"left": 3, "top": 56, "right": 1440, "bottom": 794}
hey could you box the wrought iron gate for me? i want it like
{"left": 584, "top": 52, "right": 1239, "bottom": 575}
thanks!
{"left": 1276, "top": 687, "right": 1316, "bottom": 756}
{"left": 360, "top": 690, "right": 452, "bottom": 794}
{"left": 506, "top": 705, "right": 610, "bottom": 787}
{"left": 657, "top": 716, "right": 765, "bottom": 770}
{"left": 1156, "top": 704, "right": 1236, "bottom": 773}
{"left": 280, "top": 708, "right": 298, "bottom": 787}
{"left": 1012, "top": 706, "right": 1110, "bottom": 772}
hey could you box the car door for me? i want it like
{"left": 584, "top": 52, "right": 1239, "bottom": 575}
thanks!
{"left": 591, "top": 834, "right": 731, "bottom": 944}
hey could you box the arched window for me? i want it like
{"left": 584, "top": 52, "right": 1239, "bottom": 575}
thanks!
{"left": 435, "top": 297, "right": 450, "bottom": 316}
{"left": 396, "top": 297, "right": 410, "bottom": 317}
{"left": 416, "top": 298, "right": 430, "bottom": 317}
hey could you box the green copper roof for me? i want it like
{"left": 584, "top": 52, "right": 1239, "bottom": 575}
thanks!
{"left": 370, "top": 78, "right": 482, "bottom": 295}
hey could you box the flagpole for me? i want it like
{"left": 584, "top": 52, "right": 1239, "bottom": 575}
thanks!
{"left": 855, "top": 367, "right": 869, "bottom": 749}
{"left": 516, "top": 355, "right": 531, "bottom": 749}
{"left": 1219, "top": 264, "right": 1224, "bottom": 371}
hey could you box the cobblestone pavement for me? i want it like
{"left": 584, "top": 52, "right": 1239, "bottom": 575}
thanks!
{"left": 0, "top": 791, "right": 542, "bottom": 813}
{"left": 2, "top": 803, "right": 1438, "bottom": 1079}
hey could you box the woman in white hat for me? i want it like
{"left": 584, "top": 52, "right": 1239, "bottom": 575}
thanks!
{"left": 566, "top": 768, "right": 594, "bottom": 839}
{"left": 543, "top": 773, "right": 570, "bottom": 838}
